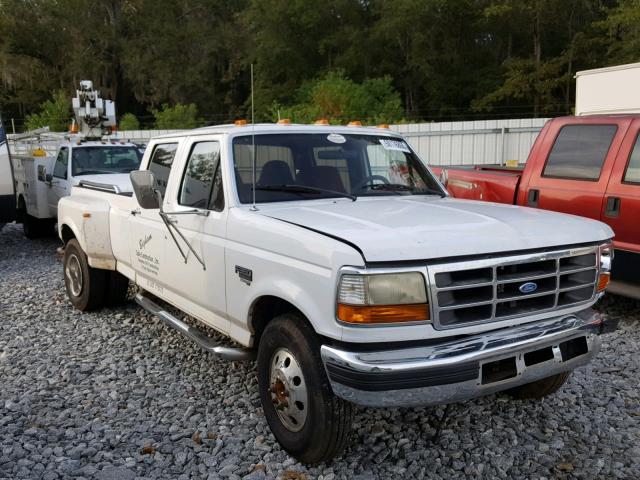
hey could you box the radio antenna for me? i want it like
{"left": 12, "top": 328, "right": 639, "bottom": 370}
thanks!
{"left": 250, "top": 63, "right": 258, "bottom": 211}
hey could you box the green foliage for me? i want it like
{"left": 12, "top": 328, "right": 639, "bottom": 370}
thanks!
{"left": 152, "top": 103, "right": 201, "bottom": 129}
{"left": 25, "top": 90, "right": 70, "bottom": 132}
{"left": 274, "top": 71, "right": 402, "bottom": 125}
{"left": 119, "top": 113, "right": 140, "bottom": 131}
{"left": 599, "top": 0, "right": 640, "bottom": 63}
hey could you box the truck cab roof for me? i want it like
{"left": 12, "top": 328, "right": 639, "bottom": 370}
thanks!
{"left": 151, "top": 123, "right": 401, "bottom": 140}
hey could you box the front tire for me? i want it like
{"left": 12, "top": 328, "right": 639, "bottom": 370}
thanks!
{"left": 257, "top": 313, "right": 354, "bottom": 464}
{"left": 63, "top": 239, "right": 107, "bottom": 311}
{"left": 505, "top": 371, "right": 571, "bottom": 399}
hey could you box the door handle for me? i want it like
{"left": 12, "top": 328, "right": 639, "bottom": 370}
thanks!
{"left": 605, "top": 196, "right": 621, "bottom": 218}
{"left": 527, "top": 189, "right": 539, "bottom": 208}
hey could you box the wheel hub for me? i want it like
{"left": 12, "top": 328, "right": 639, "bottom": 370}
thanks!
{"left": 269, "top": 348, "right": 308, "bottom": 432}
{"left": 65, "top": 254, "right": 83, "bottom": 297}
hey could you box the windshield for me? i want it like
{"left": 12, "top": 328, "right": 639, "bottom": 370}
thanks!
{"left": 72, "top": 146, "right": 142, "bottom": 176}
{"left": 232, "top": 133, "right": 443, "bottom": 203}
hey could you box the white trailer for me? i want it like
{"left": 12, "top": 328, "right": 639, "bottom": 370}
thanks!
{"left": 575, "top": 62, "right": 640, "bottom": 116}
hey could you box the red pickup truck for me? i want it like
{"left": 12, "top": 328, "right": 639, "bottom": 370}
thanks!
{"left": 433, "top": 115, "right": 640, "bottom": 298}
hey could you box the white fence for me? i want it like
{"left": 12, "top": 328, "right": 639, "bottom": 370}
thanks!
{"left": 8, "top": 118, "right": 550, "bottom": 166}
{"left": 392, "top": 118, "right": 549, "bottom": 166}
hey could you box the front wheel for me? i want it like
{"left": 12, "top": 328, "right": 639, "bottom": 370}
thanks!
{"left": 505, "top": 371, "right": 572, "bottom": 399}
{"left": 257, "top": 313, "right": 354, "bottom": 464}
{"left": 63, "top": 239, "right": 107, "bottom": 311}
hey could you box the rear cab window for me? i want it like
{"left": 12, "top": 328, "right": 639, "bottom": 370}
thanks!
{"left": 148, "top": 143, "right": 179, "bottom": 196}
{"left": 542, "top": 125, "right": 617, "bottom": 181}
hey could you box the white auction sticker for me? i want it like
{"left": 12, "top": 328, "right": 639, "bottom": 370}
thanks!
{"left": 327, "top": 133, "right": 346, "bottom": 144}
{"left": 379, "top": 139, "right": 410, "bottom": 153}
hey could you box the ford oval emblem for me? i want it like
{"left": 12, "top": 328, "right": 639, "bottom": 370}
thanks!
{"left": 519, "top": 282, "right": 538, "bottom": 294}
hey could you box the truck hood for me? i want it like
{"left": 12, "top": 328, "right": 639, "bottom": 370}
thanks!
{"left": 72, "top": 173, "right": 133, "bottom": 193}
{"left": 258, "top": 196, "right": 613, "bottom": 262}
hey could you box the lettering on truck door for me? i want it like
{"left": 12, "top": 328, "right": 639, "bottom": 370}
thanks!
{"left": 159, "top": 137, "right": 229, "bottom": 335}
{"left": 129, "top": 142, "right": 180, "bottom": 294}
{"left": 522, "top": 117, "right": 630, "bottom": 221}
{"left": 47, "top": 147, "right": 70, "bottom": 216}
{"left": 601, "top": 118, "right": 640, "bottom": 282}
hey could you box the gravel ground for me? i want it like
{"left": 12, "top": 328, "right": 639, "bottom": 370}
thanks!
{"left": 1, "top": 222, "right": 639, "bottom": 480}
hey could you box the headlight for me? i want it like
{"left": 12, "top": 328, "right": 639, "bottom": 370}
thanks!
{"left": 597, "top": 242, "right": 613, "bottom": 292}
{"left": 337, "top": 272, "right": 429, "bottom": 324}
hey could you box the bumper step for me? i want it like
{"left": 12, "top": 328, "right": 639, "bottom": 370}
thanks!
{"left": 135, "top": 293, "right": 255, "bottom": 361}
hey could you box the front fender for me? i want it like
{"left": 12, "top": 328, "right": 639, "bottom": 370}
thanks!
{"left": 58, "top": 194, "right": 116, "bottom": 270}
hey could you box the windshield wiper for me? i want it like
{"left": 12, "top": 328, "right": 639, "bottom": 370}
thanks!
{"left": 361, "top": 183, "right": 446, "bottom": 197}
{"left": 254, "top": 184, "right": 357, "bottom": 201}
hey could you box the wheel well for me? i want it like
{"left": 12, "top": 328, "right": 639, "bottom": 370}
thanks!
{"left": 250, "top": 296, "right": 304, "bottom": 347}
{"left": 60, "top": 224, "right": 76, "bottom": 245}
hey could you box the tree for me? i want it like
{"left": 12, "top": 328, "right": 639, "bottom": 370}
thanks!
{"left": 25, "top": 90, "right": 70, "bottom": 132}
{"left": 275, "top": 71, "right": 402, "bottom": 125}
{"left": 598, "top": 0, "right": 640, "bottom": 64}
{"left": 119, "top": 113, "right": 140, "bottom": 131}
{"left": 152, "top": 103, "right": 201, "bottom": 129}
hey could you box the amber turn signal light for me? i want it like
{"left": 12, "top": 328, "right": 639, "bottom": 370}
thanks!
{"left": 597, "top": 272, "right": 610, "bottom": 292}
{"left": 337, "top": 303, "right": 429, "bottom": 324}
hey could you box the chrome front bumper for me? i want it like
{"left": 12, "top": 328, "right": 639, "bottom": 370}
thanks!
{"left": 320, "top": 309, "right": 611, "bottom": 408}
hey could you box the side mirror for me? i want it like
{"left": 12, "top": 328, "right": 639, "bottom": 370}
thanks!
{"left": 130, "top": 170, "right": 160, "bottom": 209}
{"left": 45, "top": 173, "right": 53, "bottom": 183}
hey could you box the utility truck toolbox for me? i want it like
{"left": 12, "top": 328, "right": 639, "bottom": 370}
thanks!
{"left": 57, "top": 122, "right": 616, "bottom": 463}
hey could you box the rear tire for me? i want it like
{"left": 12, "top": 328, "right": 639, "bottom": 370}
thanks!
{"left": 63, "top": 239, "right": 107, "bottom": 311}
{"left": 505, "top": 371, "right": 571, "bottom": 399}
{"left": 257, "top": 312, "right": 354, "bottom": 464}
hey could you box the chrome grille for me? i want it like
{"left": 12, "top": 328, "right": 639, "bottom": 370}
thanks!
{"left": 427, "top": 247, "right": 599, "bottom": 329}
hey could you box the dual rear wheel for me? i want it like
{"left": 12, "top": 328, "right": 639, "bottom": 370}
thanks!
{"left": 63, "top": 239, "right": 129, "bottom": 311}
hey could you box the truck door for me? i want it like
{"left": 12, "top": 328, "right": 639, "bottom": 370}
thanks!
{"left": 129, "top": 142, "right": 180, "bottom": 294}
{"left": 600, "top": 119, "right": 640, "bottom": 282}
{"left": 47, "top": 147, "right": 70, "bottom": 216}
{"left": 520, "top": 117, "right": 630, "bottom": 221}
{"left": 159, "top": 136, "right": 229, "bottom": 335}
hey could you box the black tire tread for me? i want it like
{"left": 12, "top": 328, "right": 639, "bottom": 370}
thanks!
{"left": 258, "top": 313, "right": 354, "bottom": 464}
{"left": 63, "top": 239, "right": 107, "bottom": 311}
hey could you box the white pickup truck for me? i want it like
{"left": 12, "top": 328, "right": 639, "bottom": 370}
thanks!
{"left": 58, "top": 123, "right": 616, "bottom": 463}
{"left": 12, "top": 139, "right": 141, "bottom": 237}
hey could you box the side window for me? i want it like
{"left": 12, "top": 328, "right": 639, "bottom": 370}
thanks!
{"left": 542, "top": 125, "right": 617, "bottom": 181}
{"left": 623, "top": 134, "right": 640, "bottom": 184}
{"left": 179, "top": 141, "right": 224, "bottom": 211}
{"left": 148, "top": 143, "right": 179, "bottom": 196}
{"left": 53, "top": 148, "right": 69, "bottom": 179}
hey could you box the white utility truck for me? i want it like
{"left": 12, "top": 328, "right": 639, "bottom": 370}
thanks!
{"left": 9, "top": 81, "right": 142, "bottom": 238}
{"left": 58, "top": 123, "right": 616, "bottom": 463}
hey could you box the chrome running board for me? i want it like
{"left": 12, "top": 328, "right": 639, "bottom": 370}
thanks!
{"left": 135, "top": 293, "right": 255, "bottom": 361}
